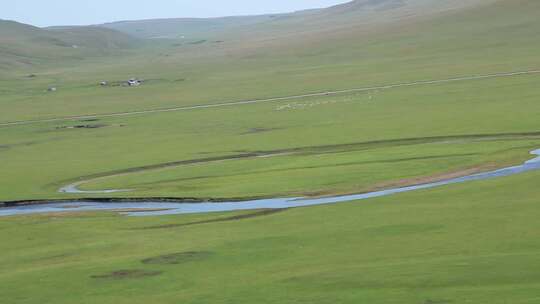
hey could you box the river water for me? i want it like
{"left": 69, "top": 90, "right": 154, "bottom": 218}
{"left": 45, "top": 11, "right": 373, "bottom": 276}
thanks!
{"left": 2, "top": 149, "right": 539, "bottom": 217}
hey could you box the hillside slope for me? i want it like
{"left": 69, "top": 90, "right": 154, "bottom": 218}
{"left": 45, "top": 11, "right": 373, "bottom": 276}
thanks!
{"left": 100, "top": 0, "right": 498, "bottom": 41}
{"left": 0, "top": 20, "right": 140, "bottom": 70}
{"left": 100, "top": 15, "right": 281, "bottom": 39}
{"left": 2, "top": 0, "right": 539, "bottom": 123}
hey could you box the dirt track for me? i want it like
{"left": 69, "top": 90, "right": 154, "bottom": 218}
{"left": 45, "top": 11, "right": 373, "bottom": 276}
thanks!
{"left": 2, "top": 69, "right": 539, "bottom": 128}
{"left": 59, "top": 131, "right": 540, "bottom": 194}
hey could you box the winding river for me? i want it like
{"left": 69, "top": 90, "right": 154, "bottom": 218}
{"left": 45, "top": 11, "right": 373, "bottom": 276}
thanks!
{"left": 1, "top": 149, "right": 539, "bottom": 217}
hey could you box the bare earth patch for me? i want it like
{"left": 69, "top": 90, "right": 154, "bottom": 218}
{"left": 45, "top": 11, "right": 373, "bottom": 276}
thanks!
{"left": 370, "top": 164, "right": 502, "bottom": 191}
{"left": 303, "top": 163, "right": 506, "bottom": 198}
{"left": 139, "top": 208, "right": 288, "bottom": 230}
{"left": 91, "top": 269, "right": 162, "bottom": 280}
{"left": 110, "top": 208, "right": 172, "bottom": 213}
{"left": 141, "top": 251, "right": 213, "bottom": 265}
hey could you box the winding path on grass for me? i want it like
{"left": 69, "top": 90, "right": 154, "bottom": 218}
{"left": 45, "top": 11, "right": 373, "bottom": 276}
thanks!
{"left": 57, "top": 132, "right": 540, "bottom": 195}
{"left": 1, "top": 69, "right": 539, "bottom": 127}
{"left": 59, "top": 151, "right": 294, "bottom": 194}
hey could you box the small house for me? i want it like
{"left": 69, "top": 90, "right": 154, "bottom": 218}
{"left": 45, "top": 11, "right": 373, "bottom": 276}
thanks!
{"left": 127, "top": 78, "right": 141, "bottom": 86}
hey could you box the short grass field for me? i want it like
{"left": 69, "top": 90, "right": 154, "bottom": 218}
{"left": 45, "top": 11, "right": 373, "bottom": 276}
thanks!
{"left": 2, "top": 0, "right": 540, "bottom": 303}
{"left": 2, "top": 73, "right": 540, "bottom": 201}
{"left": 1, "top": 0, "right": 539, "bottom": 123}
{"left": 2, "top": 170, "right": 540, "bottom": 304}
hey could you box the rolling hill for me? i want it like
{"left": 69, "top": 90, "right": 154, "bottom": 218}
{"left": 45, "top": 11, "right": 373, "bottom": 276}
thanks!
{"left": 99, "top": 15, "right": 281, "bottom": 39}
{"left": 0, "top": 0, "right": 510, "bottom": 71}
{"left": 100, "top": 0, "right": 497, "bottom": 41}
{"left": 0, "top": 20, "right": 140, "bottom": 69}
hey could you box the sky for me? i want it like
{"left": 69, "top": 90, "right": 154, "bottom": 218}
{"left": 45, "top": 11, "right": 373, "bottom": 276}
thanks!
{"left": 1, "top": 0, "right": 350, "bottom": 27}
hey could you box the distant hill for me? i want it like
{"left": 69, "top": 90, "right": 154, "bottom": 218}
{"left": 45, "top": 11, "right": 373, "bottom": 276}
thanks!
{"left": 0, "top": 20, "right": 140, "bottom": 69}
{"left": 0, "top": 0, "right": 505, "bottom": 71}
{"left": 100, "top": 15, "right": 281, "bottom": 39}
{"left": 45, "top": 26, "right": 140, "bottom": 49}
{"left": 99, "top": 0, "right": 496, "bottom": 40}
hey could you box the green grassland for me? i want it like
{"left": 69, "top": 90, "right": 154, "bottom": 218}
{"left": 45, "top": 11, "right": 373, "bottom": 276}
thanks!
{"left": 1, "top": 0, "right": 539, "bottom": 201}
{"left": 1, "top": 72, "right": 540, "bottom": 201}
{"left": 2, "top": 0, "right": 540, "bottom": 303}
{"left": 1, "top": 0, "right": 539, "bottom": 122}
{"left": 1, "top": 170, "right": 540, "bottom": 303}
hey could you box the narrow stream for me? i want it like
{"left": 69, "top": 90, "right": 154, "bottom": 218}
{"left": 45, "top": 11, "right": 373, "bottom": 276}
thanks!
{"left": 2, "top": 149, "right": 539, "bottom": 218}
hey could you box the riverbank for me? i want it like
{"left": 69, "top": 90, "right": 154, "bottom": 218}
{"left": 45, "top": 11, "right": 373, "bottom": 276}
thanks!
{"left": 2, "top": 149, "right": 538, "bottom": 217}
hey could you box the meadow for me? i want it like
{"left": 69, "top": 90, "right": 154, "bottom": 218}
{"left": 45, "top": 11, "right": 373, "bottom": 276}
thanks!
{"left": 1, "top": 72, "right": 540, "bottom": 201}
{"left": 1, "top": 0, "right": 540, "bottom": 303}
{"left": 1, "top": 0, "right": 539, "bottom": 123}
{"left": 1, "top": 169, "right": 540, "bottom": 303}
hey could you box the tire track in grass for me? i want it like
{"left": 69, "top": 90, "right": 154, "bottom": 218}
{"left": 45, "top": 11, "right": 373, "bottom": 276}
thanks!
{"left": 58, "top": 131, "right": 540, "bottom": 194}
{"left": 2, "top": 69, "right": 539, "bottom": 128}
